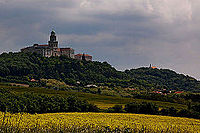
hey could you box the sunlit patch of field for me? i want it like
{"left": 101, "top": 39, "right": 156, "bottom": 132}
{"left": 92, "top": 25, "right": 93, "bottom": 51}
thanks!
{"left": 92, "top": 102, "right": 124, "bottom": 109}
{"left": 0, "top": 112, "right": 199, "bottom": 133}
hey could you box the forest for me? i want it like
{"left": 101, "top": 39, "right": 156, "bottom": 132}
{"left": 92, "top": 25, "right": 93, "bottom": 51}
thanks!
{"left": 0, "top": 52, "right": 200, "bottom": 92}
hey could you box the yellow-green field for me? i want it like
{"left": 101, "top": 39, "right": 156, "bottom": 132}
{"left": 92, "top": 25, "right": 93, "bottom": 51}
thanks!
{"left": 0, "top": 112, "right": 200, "bottom": 133}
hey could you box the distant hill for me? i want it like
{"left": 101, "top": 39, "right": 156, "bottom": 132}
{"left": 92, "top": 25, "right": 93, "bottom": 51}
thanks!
{"left": 0, "top": 52, "right": 199, "bottom": 92}
{"left": 125, "top": 68, "right": 200, "bottom": 92}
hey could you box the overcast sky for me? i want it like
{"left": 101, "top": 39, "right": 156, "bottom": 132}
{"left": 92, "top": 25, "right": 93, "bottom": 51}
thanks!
{"left": 1, "top": 0, "right": 200, "bottom": 79}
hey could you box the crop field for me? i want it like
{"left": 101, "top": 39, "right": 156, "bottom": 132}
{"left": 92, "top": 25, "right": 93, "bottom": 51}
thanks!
{"left": 0, "top": 112, "right": 200, "bottom": 133}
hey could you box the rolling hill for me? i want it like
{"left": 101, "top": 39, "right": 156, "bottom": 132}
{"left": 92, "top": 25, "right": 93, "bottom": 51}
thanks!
{"left": 0, "top": 52, "right": 199, "bottom": 92}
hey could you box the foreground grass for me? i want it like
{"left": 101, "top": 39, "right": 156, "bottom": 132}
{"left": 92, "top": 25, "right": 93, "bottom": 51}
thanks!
{"left": 0, "top": 83, "right": 187, "bottom": 110}
{"left": 0, "top": 112, "right": 199, "bottom": 133}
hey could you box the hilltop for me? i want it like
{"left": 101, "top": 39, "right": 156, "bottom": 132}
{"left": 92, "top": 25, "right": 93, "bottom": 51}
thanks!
{"left": 0, "top": 52, "right": 199, "bottom": 92}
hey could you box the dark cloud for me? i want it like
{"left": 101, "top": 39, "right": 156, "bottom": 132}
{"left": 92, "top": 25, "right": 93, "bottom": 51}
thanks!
{"left": 1, "top": 0, "right": 200, "bottom": 79}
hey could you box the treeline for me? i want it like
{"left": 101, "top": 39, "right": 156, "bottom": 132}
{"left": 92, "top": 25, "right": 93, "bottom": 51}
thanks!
{"left": 0, "top": 52, "right": 200, "bottom": 92}
{"left": 107, "top": 102, "right": 200, "bottom": 119}
{"left": 131, "top": 92, "right": 200, "bottom": 104}
{"left": 1, "top": 88, "right": 200, "bottom": 119}
{"left": 0, "top": 88, "right": 99, "bottom": 114}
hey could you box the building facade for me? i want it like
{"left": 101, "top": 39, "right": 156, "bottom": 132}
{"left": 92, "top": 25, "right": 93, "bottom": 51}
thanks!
{"left": 21, "top": 31, "right": 75, "bottom": 58}
{"left": 21, "top": 31, "right": 92, "bottom": 61}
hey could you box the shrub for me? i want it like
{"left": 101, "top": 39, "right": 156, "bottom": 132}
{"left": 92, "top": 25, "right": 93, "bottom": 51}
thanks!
{"left": 124, "top": 102, "right": 159, "bottom": 115}
{"left": 0, "top": 88, "right": 99, "bottom": 113}
{"left": 106, "top": 105, "right": 124, "bottom": 113}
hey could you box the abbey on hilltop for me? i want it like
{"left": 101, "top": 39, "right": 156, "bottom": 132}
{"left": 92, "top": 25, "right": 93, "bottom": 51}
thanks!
{"left": 21, "top": 31, "right": 92, "bottom": 61}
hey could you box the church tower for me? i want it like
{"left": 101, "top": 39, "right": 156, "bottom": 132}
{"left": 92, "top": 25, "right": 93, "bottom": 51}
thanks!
{"left": 82, "top": 53, "right": 86, "bottom": 61}
{"left": 48, "top": 30, "right": 58, "bottom": 48}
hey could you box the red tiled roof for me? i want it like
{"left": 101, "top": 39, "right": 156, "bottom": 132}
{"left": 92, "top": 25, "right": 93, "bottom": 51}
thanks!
{"left": 75, "top": 54, "right": 92, "bottom": 57}
{"left": 55, "top": 48, "right": 60, "bottom": 51}
{"left": 151, "top": 66, "right": 157, "bottom": 69}
{"left": 175, "top": 91, "right": 184, "bottom": 94}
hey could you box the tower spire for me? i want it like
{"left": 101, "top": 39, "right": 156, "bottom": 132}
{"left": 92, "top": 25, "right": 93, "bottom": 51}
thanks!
{"left": 48, "top": 30, "right": 58, "bottom": 48}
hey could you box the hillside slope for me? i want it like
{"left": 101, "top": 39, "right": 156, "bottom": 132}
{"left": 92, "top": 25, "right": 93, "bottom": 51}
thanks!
{"left": 0, "top": 52, "right": 199, "bottom": 92}
{"left": 125, "top": 68, "right": 200, "bottom": 91}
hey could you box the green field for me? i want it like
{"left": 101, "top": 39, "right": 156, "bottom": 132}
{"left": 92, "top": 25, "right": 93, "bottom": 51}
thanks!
{"left": 0, "top": 83, "right": 187, "bottom": 110}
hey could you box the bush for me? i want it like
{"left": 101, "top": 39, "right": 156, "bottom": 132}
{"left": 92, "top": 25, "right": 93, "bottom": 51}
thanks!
{"left": 106, "top": 105, "right": 124, "bottom": 113}
{"left": 0, "top": 88, "right": 99, "bottom": 113}
{"left": 160, "top": 108, "right": 169, "bottom": 116}
{"left": 191, "top": 103, "right": 200, "bottom": 113}
{"left": 124, "top": 102, "right": 159, "bottom": 115}
{"left": 168, "top": 107, "right": 177, "bottom": 116}
{"left": 177, "top": 109, "right": 191, "bottom": 117}
{"left": 124, "top": 102, "right": 140, "bottom": 113}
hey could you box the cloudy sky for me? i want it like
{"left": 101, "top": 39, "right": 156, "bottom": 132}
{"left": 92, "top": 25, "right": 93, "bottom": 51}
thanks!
{"left": 1, "top": 0, "right": 200, "bottom": 79}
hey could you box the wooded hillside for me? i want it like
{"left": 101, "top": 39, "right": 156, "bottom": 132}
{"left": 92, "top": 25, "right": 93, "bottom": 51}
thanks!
{"left": 0, "top": 52, "right": 199, "bottom": 92}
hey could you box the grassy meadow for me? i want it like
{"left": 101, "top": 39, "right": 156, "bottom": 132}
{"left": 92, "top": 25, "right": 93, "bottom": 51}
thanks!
{"left": 0, "top": 112, "right": 200, "bottom": 133}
